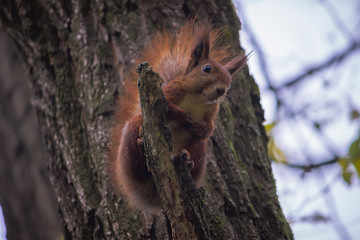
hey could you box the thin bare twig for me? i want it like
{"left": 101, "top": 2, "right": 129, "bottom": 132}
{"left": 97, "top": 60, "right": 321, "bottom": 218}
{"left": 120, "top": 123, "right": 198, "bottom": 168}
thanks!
{"left": 286, "top": 157, "right": 339, "bottom": 171}
{"left": 276, "top": 40, "right": 360, "bottom": 90}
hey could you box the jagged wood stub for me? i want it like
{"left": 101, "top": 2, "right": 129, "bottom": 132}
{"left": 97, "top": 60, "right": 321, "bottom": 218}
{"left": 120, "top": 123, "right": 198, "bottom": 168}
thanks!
{"left": 137, "top": 62, "right": 209, "bottom": 240}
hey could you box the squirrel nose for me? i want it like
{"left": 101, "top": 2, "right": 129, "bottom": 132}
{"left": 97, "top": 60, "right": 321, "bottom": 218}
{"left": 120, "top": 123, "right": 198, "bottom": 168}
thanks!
{"left": 216, "top": 87, "right": 226, "bottom": 97}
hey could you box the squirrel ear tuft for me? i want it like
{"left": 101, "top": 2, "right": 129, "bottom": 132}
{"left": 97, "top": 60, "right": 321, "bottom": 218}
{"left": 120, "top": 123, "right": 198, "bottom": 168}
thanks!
{"left": 225, "top": 54, "right": 248, "bottom": 75}
{"left": 186, "top": 33, "right": 210, "bottom": 73}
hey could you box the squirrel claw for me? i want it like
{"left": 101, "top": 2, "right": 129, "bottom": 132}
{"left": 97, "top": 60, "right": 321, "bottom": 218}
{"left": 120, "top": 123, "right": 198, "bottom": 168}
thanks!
{"left": 137, "top": 138, "right": 144, "bottom": 155}
{"left": 179, "top": 149, "right": 191, "bottom": 160}
{"left": 186, "top": 160, "right": 195, "bottom": 171}
{"left": 138, "top": 126, "right": 143, "bottom": 138}
{"left": 179, "top": 149, "right": 194, "bottom": 170}
{"left": 137, "top": 138, "right": 144, "bottom": 145}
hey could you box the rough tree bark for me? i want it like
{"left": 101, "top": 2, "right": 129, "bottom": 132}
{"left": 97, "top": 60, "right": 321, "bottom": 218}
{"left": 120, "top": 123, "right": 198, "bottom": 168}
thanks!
{"left": 0, "top": 31, "right": 62, "bottom": 240}
{"left": 0, "top": 0, "right": 293, "bottom": 239}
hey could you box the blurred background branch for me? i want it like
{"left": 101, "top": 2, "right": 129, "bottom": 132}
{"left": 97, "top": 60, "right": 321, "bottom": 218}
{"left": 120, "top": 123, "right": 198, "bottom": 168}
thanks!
{"left": 235, "top": 0, "right": 360, "bottom": 239}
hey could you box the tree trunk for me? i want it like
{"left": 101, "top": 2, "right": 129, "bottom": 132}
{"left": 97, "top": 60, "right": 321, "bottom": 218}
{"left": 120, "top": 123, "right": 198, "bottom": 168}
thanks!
{"left": 0, "top": 31, "right": 62, "bottom": 240}
{"left": 0, "top": 0, "right": 293, "bottom": 239}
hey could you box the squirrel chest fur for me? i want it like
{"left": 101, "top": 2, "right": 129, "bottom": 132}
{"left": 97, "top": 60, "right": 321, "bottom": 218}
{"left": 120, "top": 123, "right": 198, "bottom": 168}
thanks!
{"left": 109, "top": 20, "right": 247, "bottom": 212}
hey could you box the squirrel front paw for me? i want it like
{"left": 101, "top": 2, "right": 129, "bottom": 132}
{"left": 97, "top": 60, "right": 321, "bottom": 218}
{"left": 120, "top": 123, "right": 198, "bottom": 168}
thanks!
{"left": 179, "top": 149, "right": 194, "bottom": 171}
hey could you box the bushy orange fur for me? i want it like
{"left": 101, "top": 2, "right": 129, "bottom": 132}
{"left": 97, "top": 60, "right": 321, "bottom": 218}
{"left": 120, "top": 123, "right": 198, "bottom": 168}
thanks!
{"left": 138, "top": 21, "right": 230, "bottom": 83}
{"left": 108, "top": 20, "right": 247, "bottom": 212}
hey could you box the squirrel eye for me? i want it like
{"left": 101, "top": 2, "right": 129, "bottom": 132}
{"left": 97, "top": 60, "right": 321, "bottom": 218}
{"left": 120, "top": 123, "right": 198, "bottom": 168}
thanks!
{"left": 202, "top": 65, "right": 211, "bottom": 73}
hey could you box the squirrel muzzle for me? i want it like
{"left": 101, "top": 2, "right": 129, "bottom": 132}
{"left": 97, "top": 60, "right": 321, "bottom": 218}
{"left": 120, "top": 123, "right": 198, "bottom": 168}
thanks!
{"left": 203, "top": 82, "right": 229, "bottom": 104}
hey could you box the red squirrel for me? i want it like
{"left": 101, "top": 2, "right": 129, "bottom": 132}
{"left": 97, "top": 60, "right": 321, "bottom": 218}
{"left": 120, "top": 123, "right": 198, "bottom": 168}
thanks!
{"left": 109, "top": 20, "right": 247, "bottom": 212}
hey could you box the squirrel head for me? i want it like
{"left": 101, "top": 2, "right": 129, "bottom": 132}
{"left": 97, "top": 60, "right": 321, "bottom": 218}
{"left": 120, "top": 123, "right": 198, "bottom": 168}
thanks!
{"left": 184, "top": 32, "right": 247, "bottom": 105}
